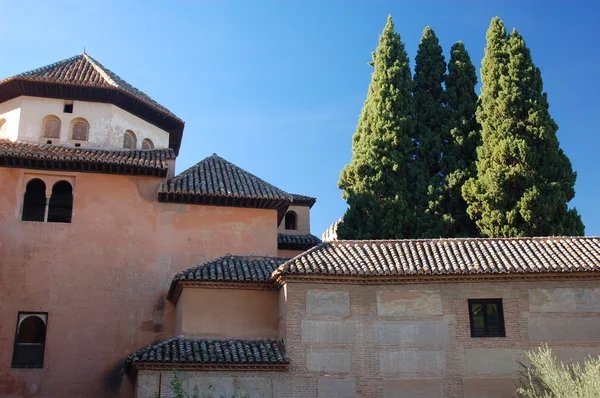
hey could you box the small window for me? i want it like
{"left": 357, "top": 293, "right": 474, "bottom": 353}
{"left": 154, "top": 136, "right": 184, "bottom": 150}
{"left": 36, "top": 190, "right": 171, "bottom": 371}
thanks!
{"left": 70, "top": 118, "right": 89, "bottom": 141}
{"left": 46, "top": 140, "right": 53, "bottom": 145}
{"left": 47, "top": 181, "right": 73, "bottom": 223}
{"left": 42, "top": 116, "right": 61, "bottom": 139}
{"left": 141, "top": 138, "right": 154, "bottom": 149}
{"left": 63, "top": 102, "right": 73, "bottom": 113}
{"left": 285, "top": 211, "right": 297, "bottom": 230}
{"left": 0, "top": 118, "right": 7, "bottom": 138}
{"left": 468, "top": 299, "right": 505, "bottom": 338}
{"left": 12, "top": 313, "right": 48, "bottom": 368}
{"left": 123, "top": 130, "right": 137, "bottom": 149}
{"left": 22, "top": 179, "right": 46, "bottom": 222}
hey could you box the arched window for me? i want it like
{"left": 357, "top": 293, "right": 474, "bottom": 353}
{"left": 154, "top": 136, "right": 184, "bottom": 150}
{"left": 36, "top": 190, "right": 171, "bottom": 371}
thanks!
{"left": 142, "top": 138, "right": 154, "bottom": 149}
{"left": 70, "top": 118, "right": 89, "bottom": 141}
{"left": 123, "top": 130, "right": 137, "bottom": 149}
{"left": 22, "top": 179, "right": 46, "bottom": 222}
{"left": 285, "top": 211, "right": 297, "bottom": 230}
{"left": 0, "top": 118, "right": 7, "bottom": 138}
{"left": 47, "top": 181, "right": 73, "bottom": 223}
{"left": 42, "top": 116, "right": 61, "bottom": 139}
{"left": 12, "top": 313, "right": 47, "bottom": 368}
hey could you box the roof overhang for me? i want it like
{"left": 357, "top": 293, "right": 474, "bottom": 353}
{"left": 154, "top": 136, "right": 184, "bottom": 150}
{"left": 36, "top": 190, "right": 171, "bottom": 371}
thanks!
{"left": 0, "top": 79, "right": 185, "bottom": 155}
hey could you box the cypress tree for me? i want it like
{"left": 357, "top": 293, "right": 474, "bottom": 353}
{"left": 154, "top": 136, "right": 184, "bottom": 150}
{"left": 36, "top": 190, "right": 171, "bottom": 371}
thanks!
{"left": 463, "top": 18, "right": 584, "bottom": 237}
{"left": 429, "top": 41, "right": 480, "bottom": 237}
{"left": 410, "top": 26, "right": 448, "bottom": 238}
{"left": 338, "top": 15, "right": 414, "bottom": 239}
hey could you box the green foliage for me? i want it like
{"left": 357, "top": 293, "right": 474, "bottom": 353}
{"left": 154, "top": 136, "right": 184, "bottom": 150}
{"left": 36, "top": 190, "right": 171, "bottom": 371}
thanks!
{"left": 462, "top": 17, "right": 584, "bottom": 237}
{"left": 338, "top": 15, "right": 414, "bottom": 239}
{"left": 410, "top": 26, "right": 449, "bottom": 238}
{"left": 517, "top": 345, "right": 600, "bottom": 398}
{"left": 430, "top": 41, "right": 480, "bottom": 237}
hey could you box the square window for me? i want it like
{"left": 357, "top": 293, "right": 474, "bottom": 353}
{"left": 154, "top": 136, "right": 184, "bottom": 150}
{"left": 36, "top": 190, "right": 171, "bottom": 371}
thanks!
{"left": 63, "top": 103, "right": 73, "bottom": 113}
{"left": 12, "top": 312, "right": 48, "bottom": 368}
{"left": 468, "top": 299, "right": 505, "bottom": 338}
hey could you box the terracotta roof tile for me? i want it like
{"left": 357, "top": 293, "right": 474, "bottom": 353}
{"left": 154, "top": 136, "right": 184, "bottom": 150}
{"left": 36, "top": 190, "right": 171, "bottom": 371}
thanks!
{"left": 276, "top": 237, "right": 600, "bottom": 278}
{"left": 127, "top": 337, "right": 288, "bottom": 368}
{"left": 278, "top": 233, "right": 321, "bottom": 251}
{"left": 158, "top": 154, "right": 292, "bottom": 221}
{"left": 0, "top": 140, "right": 174, "bottom": 176}
{"left": 289, "top": 193, "right": 316, "bottom": 208}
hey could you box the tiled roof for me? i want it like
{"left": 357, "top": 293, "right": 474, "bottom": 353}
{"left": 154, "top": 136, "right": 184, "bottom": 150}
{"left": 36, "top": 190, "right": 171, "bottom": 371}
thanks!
{"left": 158, "top": 154, "right": 292, "bottom": 221}
{"left": 278, "top": 233, "right": 322, "bottom": 251}
{"left": 275, "top": 237, "right": 600, "bottom": 279}
{"left": 289, "top": 193, "right": 316, "bottom": 208}
{"left": 0, "top": 139, "right": 175, "bottom": 177}
{"left": 167, "top": 255, "right": 288, "bottom": 300}
{"left": 126, "top": 337, "right": 288, "bottom": 370}
{"left": 0, "top": 53, "right": 185, "bottom": 154}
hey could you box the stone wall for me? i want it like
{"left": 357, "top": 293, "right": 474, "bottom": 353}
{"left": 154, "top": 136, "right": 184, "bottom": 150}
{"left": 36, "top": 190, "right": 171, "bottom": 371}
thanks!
{"left": 136, "top": 279, "right": 600, "bottom": 398}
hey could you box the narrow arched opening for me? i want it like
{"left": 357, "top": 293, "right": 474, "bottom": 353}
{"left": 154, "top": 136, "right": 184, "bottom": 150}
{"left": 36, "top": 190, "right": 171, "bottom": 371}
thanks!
{"left": 47, "top": 181, "right": 73, "bottom": 223}
{"left": 12, "top": 314, "right": 47, "bottom": 368}
{"left": 285, "top": 211, "right": 297, "bottom": 230}
{"left": 22, "top": 179, "right": 46, "bottom": 222}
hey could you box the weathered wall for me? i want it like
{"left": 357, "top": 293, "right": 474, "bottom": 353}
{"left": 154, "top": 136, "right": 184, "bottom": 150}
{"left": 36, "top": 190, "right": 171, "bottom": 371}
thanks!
{"left": 277, "top": 249, "right": 304, "bottom": 258}
{"left": 176, "top": 289, "right": 279, "bottom": 339}
{"left": 6, "top": 96, "right": 169, "bottom": 148}
{"left": 0, "top": 167, "right": 278, "bottom": 398}
{"left": 278, "top": 205, "right": 310, "bottom": 235}
{"left": 0, "top": 97, "right": 22, "bottom": 140}
{"left": 135, "top": 279, "right": 600, "bottom": 398}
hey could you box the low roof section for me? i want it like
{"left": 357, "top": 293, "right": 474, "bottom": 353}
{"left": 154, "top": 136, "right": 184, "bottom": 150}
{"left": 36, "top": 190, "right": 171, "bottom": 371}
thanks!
{"left": 277, "top": 233, "right": 322, "bottom": 251}
{"left": 126, "top": 337, "right": 288, "bottom": 372}
{"left": 167, "top": 254, "right": 289, "bottom": 302}
{"left": 0, "top": 53, "right": 185, "bottom": 154}
{"left": 158, "top": 153, "right": 294, "bottom": 224}
{"left": 0, "top": 139, "right": 175, "bottom": 177}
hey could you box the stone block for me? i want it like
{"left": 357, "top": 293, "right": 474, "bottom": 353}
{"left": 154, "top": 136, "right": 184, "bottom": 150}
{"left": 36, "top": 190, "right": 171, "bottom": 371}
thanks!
{"left": 307, "top": 290, "right": 350, "bottom": 316}
{"left": 551, "top": 347, "right": 600, "bottom": 365}
{"left": 383, "top": 379, "right": 444, "bottom": 398}
{"left": 529, "top": 318, "right": 600, "bottom": 341}
{"left": 317, "top": 378, "right": 356, "bottom": 398}
{"left": 529, "top": 288, "right": 600, "bottom": 313}
{"left": 302, "top": 320, "right": 355, "bottom": 344}
{"left": 377, "top": 290, "right": 443, "bottom": 317}
{"left": 374, "top": 321, "right": 449, "bottom": 344}
{"left": 465, "top": 348, "right": 517, "bottom": 376}
{"left": 307, "top": 351, "right": 352, "bottom": 373}
{"left": 380, "top": 350, "right": 446, "bottom": 375}
{"left": 135, "top": 371, "right": 160, "bottom": 398}
{"left": 463, "top": 378, "right": 518, "bottom": 398}
{"left": 163, "top": 374, "right": 273, "bottom": 398}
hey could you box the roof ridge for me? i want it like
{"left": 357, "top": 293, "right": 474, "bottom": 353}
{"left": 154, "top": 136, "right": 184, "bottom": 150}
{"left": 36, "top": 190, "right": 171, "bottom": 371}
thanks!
{"left": 81, "top": 52, "right": 118, "bottom": 88}
{"left": 15, "top": 54, "right": 83, "bottom": 79}
{"left": 328, "top": 236, "right": 599, "bottom": 245}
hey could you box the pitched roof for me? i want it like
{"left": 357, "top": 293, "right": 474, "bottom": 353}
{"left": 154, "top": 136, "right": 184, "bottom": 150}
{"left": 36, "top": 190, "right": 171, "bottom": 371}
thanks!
{"left": 278, "top": 233, "right": 322, "bottom": 251}
{"left": 158, "top": 154, "right": 292, "bottom": 222}
{"left": 0, "top": 53, "right": 185, "bottom": 154}
{"left": 289, "top": 193, "right": 316, "bottom": 208}
{"left": 274, "top": 236, "right": 600, "bottom": 281}
{"left": 0, "top": 139, "right": 174, "bottom": 177}
{"left": 167, "top": 255, "right": 288, "bottom": 301}
{"left": 126, "top": 337, "right": 288, "bottom": 371}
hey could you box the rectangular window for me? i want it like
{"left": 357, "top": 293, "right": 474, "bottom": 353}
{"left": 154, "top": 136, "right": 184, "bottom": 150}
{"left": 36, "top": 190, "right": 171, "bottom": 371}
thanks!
{"left": 63, "top": 103, "right": 73, "bottom": 113}
{"left": 12, "top": 312, "right": 48, "bottom": 368}
{"left": 468, "top": 299, "right": 505, "bottom": 338}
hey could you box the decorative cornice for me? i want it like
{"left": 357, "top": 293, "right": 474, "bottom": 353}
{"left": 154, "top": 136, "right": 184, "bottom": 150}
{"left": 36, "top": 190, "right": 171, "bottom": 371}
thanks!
{"left": 133, "top": 362, "right": 289, "bottom": 372}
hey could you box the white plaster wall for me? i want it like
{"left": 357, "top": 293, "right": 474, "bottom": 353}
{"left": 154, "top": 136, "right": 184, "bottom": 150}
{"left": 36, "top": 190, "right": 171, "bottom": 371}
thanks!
{"left": 6, "top": 96, "right": 169, "bottom": 149}
{"left": 0, "top": 97, "right": 23, "bottom": 140}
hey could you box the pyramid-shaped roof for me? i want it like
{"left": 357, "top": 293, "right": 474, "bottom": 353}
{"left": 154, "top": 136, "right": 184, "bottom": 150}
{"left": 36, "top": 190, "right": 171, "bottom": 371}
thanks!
{"left": 158, "top": 153, "right": 292, "bottom": 222}
{"left": 0, "top": 53, "right": 185, "bottom": 154}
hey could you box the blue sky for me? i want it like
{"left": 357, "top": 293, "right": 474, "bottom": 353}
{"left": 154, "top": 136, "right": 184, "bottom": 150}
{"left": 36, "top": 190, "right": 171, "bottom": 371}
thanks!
{"left": 1, "top": 1, "right": 599, "bottom": 236}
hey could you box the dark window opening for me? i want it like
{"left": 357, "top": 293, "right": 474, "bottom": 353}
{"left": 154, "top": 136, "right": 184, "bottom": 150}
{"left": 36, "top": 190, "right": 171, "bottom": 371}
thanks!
{"left": 22, "top": 179, "right": 46, "bottom": 222}
{"left": 285, "top": 211, "right": 297, "bottom": 230}
{"left": 47, "top": 181, "right": 73, "bottom": 223}
{"left": 46, "top": 140, "right": 52, "bottom": 145}
{"left": 12, "top": 313, "right": 47, "bottom": 368}
{"left": 468, "top": 299, "right": 505, "bottom": 338}
{"left": 74, "top": 143, "right": 81, "bottom": 147}
{"left": 63, "top": 103, "right": 73, "bottom": 113}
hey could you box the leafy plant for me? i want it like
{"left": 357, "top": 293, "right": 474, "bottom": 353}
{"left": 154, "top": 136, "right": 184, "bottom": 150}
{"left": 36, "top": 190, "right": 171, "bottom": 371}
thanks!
{"left": 517, "top": 345, "right": 600, "bottom": 398}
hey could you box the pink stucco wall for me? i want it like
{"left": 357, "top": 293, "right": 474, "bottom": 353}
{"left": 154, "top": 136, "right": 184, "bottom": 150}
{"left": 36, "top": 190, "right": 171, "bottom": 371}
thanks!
{"left": 0, "top": 168, "right": 279, "bottom": 397}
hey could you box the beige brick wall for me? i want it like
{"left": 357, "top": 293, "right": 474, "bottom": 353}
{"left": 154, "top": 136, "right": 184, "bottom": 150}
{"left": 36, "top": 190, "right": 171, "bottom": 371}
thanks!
{"left": 138, "top": 279, "right": 600, "bottom": 397}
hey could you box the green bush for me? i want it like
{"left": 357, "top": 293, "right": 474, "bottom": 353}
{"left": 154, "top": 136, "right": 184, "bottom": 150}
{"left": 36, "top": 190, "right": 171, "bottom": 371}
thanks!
{"left": 517, "top": 345, "right": 600, "bottom": 398}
